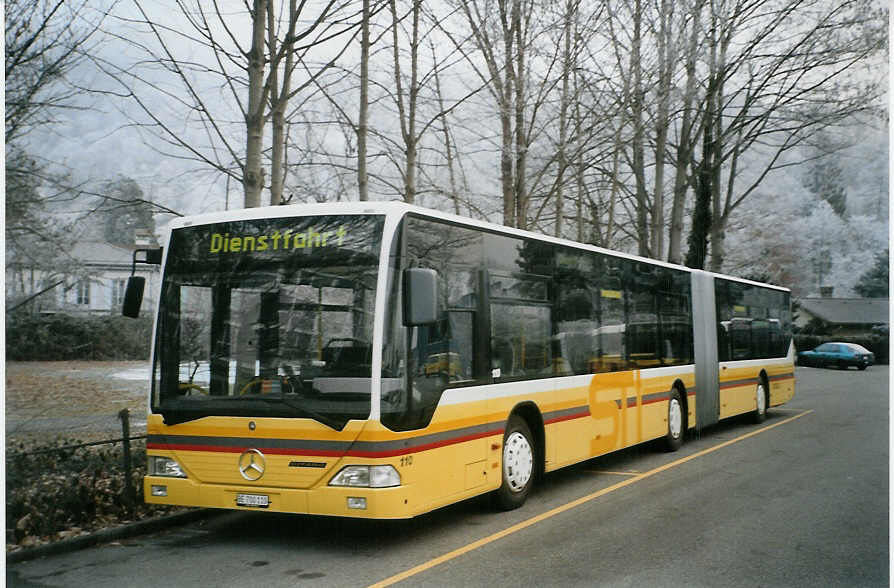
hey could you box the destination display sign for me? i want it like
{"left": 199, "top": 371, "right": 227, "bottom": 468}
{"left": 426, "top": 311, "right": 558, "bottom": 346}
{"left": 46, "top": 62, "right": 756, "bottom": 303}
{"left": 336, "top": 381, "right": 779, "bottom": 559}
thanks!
{"left": 167, "top": 215, "right": 385, "bottom": 268}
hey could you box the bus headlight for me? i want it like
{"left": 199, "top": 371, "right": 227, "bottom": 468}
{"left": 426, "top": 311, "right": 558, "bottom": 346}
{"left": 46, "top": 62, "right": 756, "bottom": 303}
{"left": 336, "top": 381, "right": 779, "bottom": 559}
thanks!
{"left": 149, "top": 456, "right": 187, "bottom": 478}
{"left": 329, "top": 465, "right": 400, "bottom": 488}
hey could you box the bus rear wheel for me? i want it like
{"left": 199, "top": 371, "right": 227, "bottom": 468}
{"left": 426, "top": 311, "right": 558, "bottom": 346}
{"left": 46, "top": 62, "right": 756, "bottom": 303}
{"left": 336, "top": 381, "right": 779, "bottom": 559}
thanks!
{"left": 493, "top": 415, "right": 535, "bottom": 510}
{"left": 753, "top": 381, "right": 768, "bottom": 423}
{"left": 665, "top": 389, "right": 684, "bottom": 452}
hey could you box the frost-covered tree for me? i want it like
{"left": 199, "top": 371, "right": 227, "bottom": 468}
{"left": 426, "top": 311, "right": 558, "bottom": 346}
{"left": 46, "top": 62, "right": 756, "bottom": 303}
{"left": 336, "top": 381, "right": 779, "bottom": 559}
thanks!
{"left": 804, "top": 160, "right": 848, "bottom": 218}
{"left": 802, "top": 134, "right": 850, "bottom": 218}
{"left": 854, "top": 250, "right": 889, "bottom": 298}
{"left": 93, "top": 177, "right": 157, "bottom": 247}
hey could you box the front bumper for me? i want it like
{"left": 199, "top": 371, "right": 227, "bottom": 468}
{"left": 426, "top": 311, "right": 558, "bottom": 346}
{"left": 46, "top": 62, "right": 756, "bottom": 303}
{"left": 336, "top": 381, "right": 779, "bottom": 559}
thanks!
{"left": 144, "top": 476, "right": 416, "bottom": 519}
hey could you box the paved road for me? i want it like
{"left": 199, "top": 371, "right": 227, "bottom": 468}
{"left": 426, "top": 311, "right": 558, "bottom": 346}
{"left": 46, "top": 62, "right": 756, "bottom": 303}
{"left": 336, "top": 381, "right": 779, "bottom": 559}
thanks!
{"left": 8, "top": 366, "right": 888, "bottom": 587}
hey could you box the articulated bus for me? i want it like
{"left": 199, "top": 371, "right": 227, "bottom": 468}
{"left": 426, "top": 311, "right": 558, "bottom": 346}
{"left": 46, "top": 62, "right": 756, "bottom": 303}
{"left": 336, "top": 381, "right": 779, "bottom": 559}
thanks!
{"left": 125, "top": 202, "right": 794, "bottom": 518}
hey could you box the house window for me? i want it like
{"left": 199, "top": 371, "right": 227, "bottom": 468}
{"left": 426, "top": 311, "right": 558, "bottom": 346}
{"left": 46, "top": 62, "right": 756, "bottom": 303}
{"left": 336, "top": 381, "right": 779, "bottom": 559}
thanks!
{"left": 76, "top": 281, "right": 91, "bottom": 306}
{"left": 111, "top": 279, "right": 127, "bottom": 307}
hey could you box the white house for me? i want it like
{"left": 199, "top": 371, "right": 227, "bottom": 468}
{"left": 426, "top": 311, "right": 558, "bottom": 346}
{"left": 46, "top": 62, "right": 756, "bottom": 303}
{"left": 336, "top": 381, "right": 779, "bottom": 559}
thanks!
{"left": 7, "top": 236, "right": 161, "bottom": 316}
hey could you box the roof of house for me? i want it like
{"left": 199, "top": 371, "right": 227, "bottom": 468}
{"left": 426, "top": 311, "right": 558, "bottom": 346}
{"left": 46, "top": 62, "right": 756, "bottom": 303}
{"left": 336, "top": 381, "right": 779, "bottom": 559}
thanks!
{"left": 799, "top": 298, "right": 889, "bottom": 325}
{"left": 70, "top": 241, "right": 136, "bottom": 266}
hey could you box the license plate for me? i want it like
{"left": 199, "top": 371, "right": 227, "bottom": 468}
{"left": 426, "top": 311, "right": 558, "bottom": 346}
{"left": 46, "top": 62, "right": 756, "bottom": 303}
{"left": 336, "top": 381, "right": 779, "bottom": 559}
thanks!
{"left": 236, "top": 493, "right": 269, "bottom": 508}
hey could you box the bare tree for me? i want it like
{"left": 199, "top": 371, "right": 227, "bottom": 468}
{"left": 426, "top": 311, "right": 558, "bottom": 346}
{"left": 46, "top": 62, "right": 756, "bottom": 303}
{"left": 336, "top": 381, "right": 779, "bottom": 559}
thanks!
{"left": 692, "top": 0, "right": 886, "bottom": 271}
{"left": 590, "top": 0, "right": 883, "bottom": 267}
{"left": 358, "top": 0, "right": 371, "bottom": 201}
{"left": 96, "top": 0, "right": 361, "bottom": 209}
{"left": 4, "top": 0, "right": 150, "bottom": 312}
{"left": 455, "top": 0, "right": 529, "bottom": 227}
{"left": 5, "top": 0, "right": 112, "bottom": 143}
{"left": 430, "top": 38, "right": 467, "bottom": 214}
{"left": 666, "top": 0, "right": 705, "bottom": 265}
{"left": 373, "top": 1, "right": 487, "bottom": 205}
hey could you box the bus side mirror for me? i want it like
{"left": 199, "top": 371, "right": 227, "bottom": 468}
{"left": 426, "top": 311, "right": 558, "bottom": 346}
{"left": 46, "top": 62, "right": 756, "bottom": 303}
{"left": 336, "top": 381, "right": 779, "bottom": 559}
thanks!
{"left": 122, "top": 276, "right": 146, "bottom": 318}
{"left": 122, "top": 247, "right": 162, "bottom": 318}
{"left": 403, "top": 268, "right": 439, "bottom": 326}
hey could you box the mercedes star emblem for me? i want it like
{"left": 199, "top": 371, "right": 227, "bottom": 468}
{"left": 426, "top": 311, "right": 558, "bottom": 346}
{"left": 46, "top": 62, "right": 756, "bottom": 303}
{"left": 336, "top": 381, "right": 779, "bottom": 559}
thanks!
{"left": 238, "top": 449, "right": 266, "bottom": 481}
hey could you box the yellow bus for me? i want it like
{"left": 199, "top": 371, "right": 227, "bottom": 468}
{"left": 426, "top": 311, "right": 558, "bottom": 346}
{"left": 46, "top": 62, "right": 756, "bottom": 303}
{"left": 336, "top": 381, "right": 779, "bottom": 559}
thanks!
{"left": 124, "top": 202, "right": 794, "bottom": 518}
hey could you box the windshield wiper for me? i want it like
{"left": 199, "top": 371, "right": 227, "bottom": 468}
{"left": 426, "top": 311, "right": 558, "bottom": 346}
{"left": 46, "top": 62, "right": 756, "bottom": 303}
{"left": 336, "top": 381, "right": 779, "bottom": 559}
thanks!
{"left": 158, "top": 397, "right": 346, "bottom": 430}
{"left": 250, "top": 396, "right": 344, "bottom": 430}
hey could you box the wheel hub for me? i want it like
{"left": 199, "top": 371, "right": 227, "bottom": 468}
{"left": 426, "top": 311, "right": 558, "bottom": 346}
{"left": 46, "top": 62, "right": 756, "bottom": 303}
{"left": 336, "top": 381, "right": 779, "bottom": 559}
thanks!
{"left": 669, "top": 397, "right": 683, "bottom": 439}
{"left": 757, "top": 384, "right": 766, "bottom": 414}
{"left": 503, "top": 431, "right": 533, "bottom": 492}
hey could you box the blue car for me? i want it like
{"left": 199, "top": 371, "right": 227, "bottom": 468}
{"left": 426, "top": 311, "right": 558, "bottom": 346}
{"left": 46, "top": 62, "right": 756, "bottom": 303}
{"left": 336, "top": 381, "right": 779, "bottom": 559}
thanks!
{"left": 797, "top": 342, "right": 875, "bottom": 370}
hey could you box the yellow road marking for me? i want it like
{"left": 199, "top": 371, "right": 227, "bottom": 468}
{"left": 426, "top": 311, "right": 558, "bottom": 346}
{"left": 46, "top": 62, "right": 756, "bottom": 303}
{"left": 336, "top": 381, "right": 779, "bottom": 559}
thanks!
{"left": 368, "top": 410, "right": 813, "bottom": 588}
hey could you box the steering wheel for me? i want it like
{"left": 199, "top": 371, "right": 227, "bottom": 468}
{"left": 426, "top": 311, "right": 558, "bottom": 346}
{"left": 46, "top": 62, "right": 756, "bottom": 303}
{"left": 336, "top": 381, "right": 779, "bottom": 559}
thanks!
{"left": 239, "top": 376, "right": 297, "bottom": 396}
{"left": 179, "top": 382, "right": 208, "bottom": 395}
{"left": 239, "top": 378, "right": 265, "bottom": 396}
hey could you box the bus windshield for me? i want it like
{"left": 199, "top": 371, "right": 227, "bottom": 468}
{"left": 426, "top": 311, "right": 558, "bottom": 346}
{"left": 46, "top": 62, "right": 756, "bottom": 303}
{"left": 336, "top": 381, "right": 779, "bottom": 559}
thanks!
{"left": 152, "top": 215, "right": 384, "bottom": 430}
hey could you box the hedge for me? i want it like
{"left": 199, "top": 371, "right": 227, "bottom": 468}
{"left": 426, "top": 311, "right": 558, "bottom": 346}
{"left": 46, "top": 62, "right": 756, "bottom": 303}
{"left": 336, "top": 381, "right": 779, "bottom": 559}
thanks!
{"left": 794, "top": 334, "right": 889, "bottom": 365}
{"left": 6, "top": 438, "right": 180, "bottom": 549}
{"left": 6, "top": 313, "right": 153, "bottom": 361}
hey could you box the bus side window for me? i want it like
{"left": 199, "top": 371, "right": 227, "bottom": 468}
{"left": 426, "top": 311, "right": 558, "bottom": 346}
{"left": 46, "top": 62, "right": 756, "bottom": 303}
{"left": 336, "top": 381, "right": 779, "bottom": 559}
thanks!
{"left": 490, "top": 303, "right": 552, "bottom": 378}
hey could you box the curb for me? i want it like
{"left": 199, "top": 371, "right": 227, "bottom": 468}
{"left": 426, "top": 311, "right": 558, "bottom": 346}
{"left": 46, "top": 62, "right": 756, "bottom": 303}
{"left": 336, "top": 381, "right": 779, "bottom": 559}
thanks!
{"left": 6, "top": 509, "right": 221, "bottom": 564}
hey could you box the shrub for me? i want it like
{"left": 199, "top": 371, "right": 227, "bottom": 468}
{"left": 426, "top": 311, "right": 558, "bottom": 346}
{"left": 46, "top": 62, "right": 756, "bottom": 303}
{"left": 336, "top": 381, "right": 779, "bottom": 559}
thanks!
{"left": 5, "top": 314, "right": 153, "bottom": 360}
{"left": 6, "top": 438, "right": 178, "bottom": 548}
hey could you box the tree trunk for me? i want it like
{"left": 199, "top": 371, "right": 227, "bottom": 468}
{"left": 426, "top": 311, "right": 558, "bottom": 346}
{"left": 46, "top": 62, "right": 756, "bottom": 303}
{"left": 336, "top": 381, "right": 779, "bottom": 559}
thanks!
{"left": 666, "top": 0, "right": 702, "bottom": 264}
{"left": 708, "top": 19, "right": 728, "bottom": 272}
{"left": 432, "top": 41, "right": 461, "bottom": 214}
{"left": 500, "top": 0, "right": 516, "bottom": 228}
{"left": 390, "top": 0, "right": 420, "bottom": 203}
{"left": 685, "top": 72, "right": 716, "bottom": 270}
{"left": 357, "top": 0, "right": 370, "bottom": 201}
{"left": 243, "top": 0, "right": 268, "bottom": 208}
{"left": 650, "top": 0, "right": 675, "bottom": 260}
{"left": 554, "top": 0, "right": 575, "bottom": 238}
{"left": 267, "top": 0, "right": 298, "bottom": 206}
{"left": 629, "top": 0, "right": 649, "bottom": 256}
{"left": 500, "top": 110, "right": 515, "bottom": 227}
{"left": 685, "top": 160, "right": 712, "bottom": 269}
{"left": 512, "top": 0, "right": 527, "bottom": 229}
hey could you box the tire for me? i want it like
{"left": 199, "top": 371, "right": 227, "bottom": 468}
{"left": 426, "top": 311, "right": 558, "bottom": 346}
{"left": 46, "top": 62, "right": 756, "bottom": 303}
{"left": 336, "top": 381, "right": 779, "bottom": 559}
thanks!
{"left": 665, "top": 389, "right": 684, "bottom": 452}
{"left": 858, "top": 364, "right": 867, "bottom": 371}
{"left": 493, "top": 415, "right": 535, "bottom": 510}
{"left": 753, "top": 380, "right": 768, "bottom": 423}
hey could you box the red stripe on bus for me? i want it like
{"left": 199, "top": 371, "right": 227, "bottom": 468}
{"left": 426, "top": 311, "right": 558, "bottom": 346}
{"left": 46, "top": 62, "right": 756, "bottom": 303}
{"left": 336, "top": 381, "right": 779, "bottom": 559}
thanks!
{"left": 719, "top": 379, "right": 757, "bottom": 390}
{"left": 147, "top": 443, "right": 345, "bottom": 457}
{"left": 769, "top": 373, "right": 794, "bottom": 381}
{"left": 147, "top": 427, "right": 507, "bottom": 459}
{"left": 344, "top": 428, "right": 505, "bottom": 458}
{"left": 720, "top": 372, "right": 794, "bottom": 390}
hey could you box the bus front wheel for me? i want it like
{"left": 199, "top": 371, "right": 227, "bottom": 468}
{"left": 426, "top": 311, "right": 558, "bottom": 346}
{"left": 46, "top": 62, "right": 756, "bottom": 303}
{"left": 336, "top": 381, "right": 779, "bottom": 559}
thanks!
{"left": 493, "top": 415, "right": 535, "bottom": 510}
